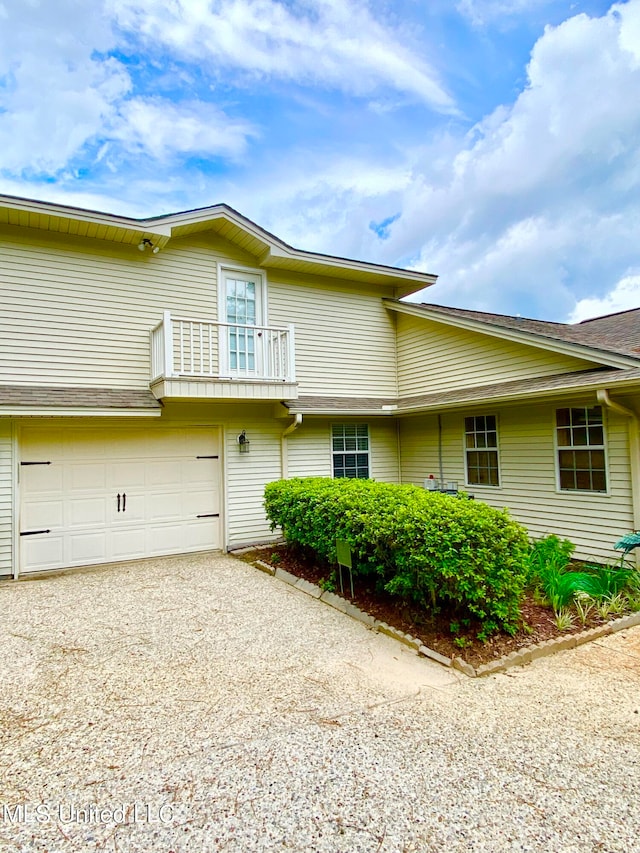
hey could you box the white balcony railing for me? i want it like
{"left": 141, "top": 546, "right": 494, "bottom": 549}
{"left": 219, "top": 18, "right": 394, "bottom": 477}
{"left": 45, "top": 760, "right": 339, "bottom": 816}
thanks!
{"left": 151, "top": 311, "right": 295, "bottom": 383}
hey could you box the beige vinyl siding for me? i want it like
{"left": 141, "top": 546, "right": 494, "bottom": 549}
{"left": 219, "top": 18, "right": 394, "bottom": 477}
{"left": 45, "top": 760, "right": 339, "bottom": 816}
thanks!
{"left": 269, "top": 276, "right": 398, "bottom": 397}
{"left": 0, "top": 225, "right": 256, "bottom": 389}
{"left": 224, "top": 416, "right": 284, "bottom": 547}
{"left": 0, "top": 420, "right": 12, "bottom": 575}
{"left": 397, "top": 314, "right": 597, "bottom": 397}
{"left": 286, "top": 418, "right": 400, "bottom": 482}
{"left": 399, "top": 401, "right": 634, "bottom": 564}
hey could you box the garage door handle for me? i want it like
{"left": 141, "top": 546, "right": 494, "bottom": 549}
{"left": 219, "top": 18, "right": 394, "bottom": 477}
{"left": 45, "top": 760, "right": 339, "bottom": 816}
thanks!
{"left": 117, "top": 493, "right": 121, "bottom": 512}
{"left": 122, "top": 493, "right": 126, "bottom": 512}
{"left": 197, "top": 513, "right": 219, "bottom": 518}
{"left": 20, "top": 529, "right": 51, "bottom": 536}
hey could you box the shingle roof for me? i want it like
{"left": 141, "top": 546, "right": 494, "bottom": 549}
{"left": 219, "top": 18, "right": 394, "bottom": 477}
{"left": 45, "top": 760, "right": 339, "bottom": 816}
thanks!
{"left": 415, "top": 303, "right": 640, "bottom": 359}
{"left": 0, "top": 385, "right": 162, "bottom": 410}
{"left": 284, "top": 366, "right": 640, "bottom": 415}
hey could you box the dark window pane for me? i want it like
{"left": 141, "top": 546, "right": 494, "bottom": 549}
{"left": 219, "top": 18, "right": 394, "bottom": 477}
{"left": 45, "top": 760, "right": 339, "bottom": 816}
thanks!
{"left": 557, "top": 428, "right": 571, "bottom": 447}
{"left": 588, "top": 426, "right": 604, "bottom": 446}
{"left": 559, "top": 469, "right": 576, "bottom": 490}
{"left": 486, "top": 415, "right": 496, "bottom": 431}
{"left": 556, "top": 409, "right": 570, "bottom": 427}
{"left": 572, "top": 427, "right": 588, "bottom": 446}
{"left": 590, "top": 449, "right": 605, "bottom": 469}
{"left": 587, "top": 406, "right": 603, "bottom": 424}
{"left": 558, "top": 450, "right": 575, "bottom": 468}
{"left": 576, "top": 470, "right": 592, "bottom": 490}
{"left": 592, "top": 470, "right": 607, "bottom": 491}
{"left": 465, "top": 417, "right": 474, "bottom": 432}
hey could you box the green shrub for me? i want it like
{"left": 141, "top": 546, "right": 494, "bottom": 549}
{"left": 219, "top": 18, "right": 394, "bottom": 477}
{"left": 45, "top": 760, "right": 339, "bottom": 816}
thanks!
{"left": 264, "top": 478, "right": 530, "bottom": 635}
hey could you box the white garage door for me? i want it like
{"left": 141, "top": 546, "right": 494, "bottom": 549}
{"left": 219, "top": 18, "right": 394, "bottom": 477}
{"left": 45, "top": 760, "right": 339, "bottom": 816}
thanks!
{"left": 19, "top": 424, "right": 221, "bottom": 574}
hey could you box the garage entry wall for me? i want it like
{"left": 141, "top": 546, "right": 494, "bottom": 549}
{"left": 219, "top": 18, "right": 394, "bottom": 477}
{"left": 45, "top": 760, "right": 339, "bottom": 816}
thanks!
{"left": 0, "top": 420, "right": 12, "bottom": 576}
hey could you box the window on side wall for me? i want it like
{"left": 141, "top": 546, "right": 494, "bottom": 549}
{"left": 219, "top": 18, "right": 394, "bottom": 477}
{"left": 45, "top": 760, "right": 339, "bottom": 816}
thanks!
{"left": 464, "top": 415, "right": 500, "bottom": 486}
{"left": 556, "top": 406, "right": 607, "bottom": 492}
{"left": 332, "top": 424, "right": 370, "bottom": 479}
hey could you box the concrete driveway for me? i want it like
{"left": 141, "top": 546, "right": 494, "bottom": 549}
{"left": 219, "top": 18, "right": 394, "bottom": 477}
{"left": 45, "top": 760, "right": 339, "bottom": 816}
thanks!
{"left": 1, "top": 552, "right": 640, "bottom": 852}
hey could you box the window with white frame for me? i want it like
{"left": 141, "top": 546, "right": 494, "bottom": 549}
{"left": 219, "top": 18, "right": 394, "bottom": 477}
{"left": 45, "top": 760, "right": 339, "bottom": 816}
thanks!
{"left": 556, "top": 406, "right": 607, "bottom": 492}
{"left": 464, "top": 415, "right": 500, "bottom": 486}
{"left": 332, "top": 424, "right": 370, "bottom": 479}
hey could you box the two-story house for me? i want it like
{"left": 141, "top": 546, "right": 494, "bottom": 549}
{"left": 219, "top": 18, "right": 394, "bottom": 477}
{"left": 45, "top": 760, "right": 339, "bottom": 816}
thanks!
{"left": 1, "top": 194, "right": 639, "bottom": 579}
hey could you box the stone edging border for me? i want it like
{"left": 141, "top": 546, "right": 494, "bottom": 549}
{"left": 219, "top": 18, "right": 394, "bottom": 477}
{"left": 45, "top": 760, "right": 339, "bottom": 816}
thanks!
{"left": 250, "top": 558, "right": 640, "bottom": 677}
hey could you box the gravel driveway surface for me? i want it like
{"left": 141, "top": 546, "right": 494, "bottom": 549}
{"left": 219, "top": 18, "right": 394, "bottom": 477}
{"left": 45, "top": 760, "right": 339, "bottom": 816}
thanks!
{"left": 1, "top": 552, "right": 640, "bottom": 853}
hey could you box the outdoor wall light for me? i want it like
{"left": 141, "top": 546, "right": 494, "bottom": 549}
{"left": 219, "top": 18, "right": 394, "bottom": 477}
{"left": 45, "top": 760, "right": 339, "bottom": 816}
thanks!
{"left": 238, "top": 430, "right": 250, "bottom": 454}
{"left": 138, "top": 238, "right": 160, "bottom": 254}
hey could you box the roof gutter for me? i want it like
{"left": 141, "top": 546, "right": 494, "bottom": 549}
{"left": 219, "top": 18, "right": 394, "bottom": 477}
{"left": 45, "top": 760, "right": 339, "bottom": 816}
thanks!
{"left": 597, "top": 390, "right": 640, "bottom": 561}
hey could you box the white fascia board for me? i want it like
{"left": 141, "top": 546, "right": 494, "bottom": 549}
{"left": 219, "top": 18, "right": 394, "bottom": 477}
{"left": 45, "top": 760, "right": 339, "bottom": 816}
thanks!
{"left": 0, "top": 408, "right": 162, "bottom": 417}
{"left": 386, "top": 300, "right": 640, "bottom": 369}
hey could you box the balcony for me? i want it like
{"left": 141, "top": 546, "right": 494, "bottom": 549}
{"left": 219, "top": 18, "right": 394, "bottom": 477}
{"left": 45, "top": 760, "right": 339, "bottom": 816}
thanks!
{"left": 150, "top": 311, "right": 297, "bottom": 401}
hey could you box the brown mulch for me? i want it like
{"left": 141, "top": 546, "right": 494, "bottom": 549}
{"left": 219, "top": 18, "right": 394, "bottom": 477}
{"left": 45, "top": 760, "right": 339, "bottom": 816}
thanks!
{"left": 236, "top": 544, "right": 610, "bottom": 668}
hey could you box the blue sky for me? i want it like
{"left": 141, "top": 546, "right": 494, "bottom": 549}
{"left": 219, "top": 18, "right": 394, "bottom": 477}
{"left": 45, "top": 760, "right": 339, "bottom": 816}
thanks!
{"left": 1, "top": 0, "right": 639, "bottom": 321}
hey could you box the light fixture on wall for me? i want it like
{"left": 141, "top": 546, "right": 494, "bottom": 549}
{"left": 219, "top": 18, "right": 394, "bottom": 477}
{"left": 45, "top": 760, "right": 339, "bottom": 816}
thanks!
{"left": 237, "top": 430, "right": 250, "bottom": 454}
{"left": 138, "top": 238, "right": 160, "bottom": 254}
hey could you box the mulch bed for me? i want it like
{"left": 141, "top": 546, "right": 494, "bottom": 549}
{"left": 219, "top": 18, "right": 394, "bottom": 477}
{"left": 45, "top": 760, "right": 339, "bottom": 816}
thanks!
{"left": 236, "top": 543, "right": 611, "bottom": 668}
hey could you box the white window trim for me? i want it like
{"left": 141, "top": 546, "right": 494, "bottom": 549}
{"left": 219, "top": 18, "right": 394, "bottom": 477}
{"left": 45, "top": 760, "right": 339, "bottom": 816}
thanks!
{"left": 330, "top": 423, "right": 371, "bottom": 479}
{"left": 463, "top": 413, "right": 501, "bottom": 489}
{"left": 216, "top": 263, "right": 268, "bottom": 377}
{"left": 553, "top": 405, "right": 610, "bottom": 496}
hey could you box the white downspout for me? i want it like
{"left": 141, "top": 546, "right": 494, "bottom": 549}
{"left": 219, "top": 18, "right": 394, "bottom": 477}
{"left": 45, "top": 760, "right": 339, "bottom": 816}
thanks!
{"left": 597, "top": 390, "right": 640, "bottom": 563}
{"left": 281, "top": 414, "right": 303, "bottom": 479}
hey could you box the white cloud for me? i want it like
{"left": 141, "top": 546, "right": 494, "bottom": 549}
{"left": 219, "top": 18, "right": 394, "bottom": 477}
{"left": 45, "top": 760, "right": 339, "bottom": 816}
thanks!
{"left": 569, "top": 274, "right": 640, "bottom": 322}
{"left": 111, "top": 99, "right": 256, "bottom": 160}
{"left": 0, "top": 0, "right": 259, "bottom": 175}
{"left": 0, "top": 1, "right": 130, "bottom": 173}
{"left": 366, "top": 0, "right": 640, "bottom": 318}
{"left": 106, "top": 0, "right": 456, "bottom": 112}
{"left": 456, "top": 0, "right": 552, "bottom": 27}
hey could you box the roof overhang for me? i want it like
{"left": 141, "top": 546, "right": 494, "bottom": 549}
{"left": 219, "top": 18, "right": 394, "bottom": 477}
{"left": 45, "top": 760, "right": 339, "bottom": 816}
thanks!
{"left": 0, "top": 386, "right": 163, "bottom": 417}
{"left": 385, "top": 300, "right": 640, "bottom": 369}
{"left": 284, "top": 368, "right": 640, "bottom": 417}
{"left": 0, "top": 194, "right": 437, "bottom": 297}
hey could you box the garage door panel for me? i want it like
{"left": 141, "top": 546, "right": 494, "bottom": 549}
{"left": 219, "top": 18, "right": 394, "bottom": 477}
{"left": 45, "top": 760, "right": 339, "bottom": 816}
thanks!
{"left": 23, "top": 499, "right": 64, "bottom": 530}
{"left": 68, "top": 497, "right": 108, "bottom": 528}
{"left": 20, "top": 425, "right": 221, "bottom": 573}
{"left": 70, "top": 531, "right": 109, "bottom": 564}
{"left": 182, "top": 458, "right": 218, "bottom": 484}
{"left": 183, "top": 519, "right": 221, "bottom": 550}
{"left": 69, "top": 463, "right": 108, "bottom": 492}
{"left": 22, "top": 534, "right": 64, "bottom": 572}
{"left": 22, "top": 465, "right": 64, "bottom": 492}
{"left": 146, "top": 491, "right": 183, "bottom": 520}
{"left": 111, "top": 528, "right": 147, "bottom": 560}
{"left": 147, "top": 460, "right": 183, "bottom": 487}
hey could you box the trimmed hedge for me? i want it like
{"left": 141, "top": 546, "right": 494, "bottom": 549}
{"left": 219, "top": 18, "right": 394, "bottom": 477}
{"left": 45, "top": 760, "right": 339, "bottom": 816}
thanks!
{"left": 264, "top": 477, "right": 530, "bottom": 635}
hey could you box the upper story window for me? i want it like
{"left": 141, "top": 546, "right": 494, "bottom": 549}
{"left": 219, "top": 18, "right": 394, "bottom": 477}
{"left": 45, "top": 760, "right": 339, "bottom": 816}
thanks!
{"left": 464, "top": 415, "right": 500, "bottom": 486}
{"left": 332, "top": 424, "right": 370, "bottom": 479}
{"left": 556, "top": 406, "right": 607, "bottom": 492}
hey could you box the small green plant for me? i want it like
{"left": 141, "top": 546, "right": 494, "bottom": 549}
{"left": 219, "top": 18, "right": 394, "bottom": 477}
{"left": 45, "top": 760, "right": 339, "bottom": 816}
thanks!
{"left": 574, "top": 592, "right": 594, "bottom": 626}
{"left": 453, "top": 636, "right": 470, "bottom": 649}
{"left": 269, "top": 552, "right": 282, "bottom": 565}
{"left": 449, "top": 621, "right": 461, "bottom": 635}
{"left": 603, "top": 592, "right": 627, "bottom": 616}
{"left": 554, "top": 609, "right": 575, "bottom": 631}
{"left": 318, "top": 571, "right": 337, "bottom": 593}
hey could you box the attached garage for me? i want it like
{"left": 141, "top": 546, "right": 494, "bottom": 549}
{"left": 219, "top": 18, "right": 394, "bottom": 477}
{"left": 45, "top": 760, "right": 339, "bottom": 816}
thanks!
{"left": 19, "top": 423, "right": 222, "bottom": 574}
